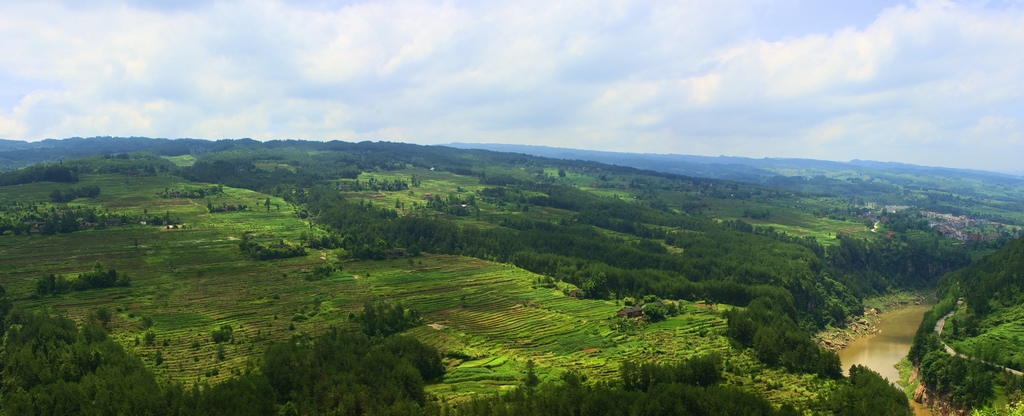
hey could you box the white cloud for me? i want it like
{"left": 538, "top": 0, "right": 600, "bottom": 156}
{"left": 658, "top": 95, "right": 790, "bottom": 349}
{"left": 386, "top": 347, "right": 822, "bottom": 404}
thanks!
{"left": 0, "top": 0, "right": 1022, "bottom": 171}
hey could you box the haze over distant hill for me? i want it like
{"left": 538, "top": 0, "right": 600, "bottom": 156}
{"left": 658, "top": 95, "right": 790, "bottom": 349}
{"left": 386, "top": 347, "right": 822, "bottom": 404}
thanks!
{"left": 445, "top": 142, "right": 1024, "bottom": 184}
{"left": 3, "top": 137, "right": 1019, "bottom": 183}
{"left": 446, "top": 143, "right": 1024, "bottom": 225}
{"left": 3, "top": 136, "right": 1024, "bottom": 224}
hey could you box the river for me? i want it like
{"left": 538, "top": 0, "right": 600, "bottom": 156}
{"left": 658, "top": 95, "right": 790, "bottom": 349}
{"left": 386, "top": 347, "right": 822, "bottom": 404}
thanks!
{"left": 836, "top": 303, "right": 932, "bottom": 415}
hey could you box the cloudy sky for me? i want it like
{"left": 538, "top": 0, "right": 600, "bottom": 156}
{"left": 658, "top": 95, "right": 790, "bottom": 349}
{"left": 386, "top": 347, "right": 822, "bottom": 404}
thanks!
{"left": 1, "top": 0, "right": 1022, "bottom": 172}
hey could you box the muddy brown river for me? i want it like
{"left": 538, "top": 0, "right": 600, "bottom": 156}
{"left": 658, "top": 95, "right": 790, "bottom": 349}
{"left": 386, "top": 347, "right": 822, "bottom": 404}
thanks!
{"left": 836, "top": 303, "right": 932, "bottom": 415}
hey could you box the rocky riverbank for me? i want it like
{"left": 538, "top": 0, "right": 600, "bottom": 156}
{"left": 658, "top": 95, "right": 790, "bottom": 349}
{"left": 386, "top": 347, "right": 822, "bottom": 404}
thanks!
{"left": 816, "top": 308, "right": 881, "bottom": 351}
{"left": 816, "top": 292, "right": 933, "bottom": 352}
{"left": 908, "top": 364, "right": 967, "bottom": 416}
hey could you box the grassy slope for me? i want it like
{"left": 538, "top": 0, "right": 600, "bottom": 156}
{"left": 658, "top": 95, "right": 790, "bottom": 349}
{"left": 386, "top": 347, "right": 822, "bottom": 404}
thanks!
{"left": 0, "top": 174, "right": 337, "bottom": 384}
{"left": 945, "top": 299, "right": 1024, "bottom": 371}
{"left": 355, "top": 167, "right": 879, "bottom": 245}
{"left": 698, "top": 196, "right": 876, "bottom": 243}
{"left": 937, "top": 236, "right": 1024, "bottom": 390}
{"left": 771, "top": 167, "right": 1024, "bottom": 225}
{"left": 0, "top": 172, "right": 838, "bottom": 408}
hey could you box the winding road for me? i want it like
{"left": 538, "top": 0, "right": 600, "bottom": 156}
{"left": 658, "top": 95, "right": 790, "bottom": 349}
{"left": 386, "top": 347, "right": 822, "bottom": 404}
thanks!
{"left": 934, "top": 299, "right": 1023, "bottom": 377}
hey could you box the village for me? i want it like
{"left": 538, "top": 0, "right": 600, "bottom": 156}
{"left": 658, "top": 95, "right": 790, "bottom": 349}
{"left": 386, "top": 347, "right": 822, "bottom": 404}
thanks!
{"left": 853, "top": 203, "right": 1017, "bottom": 243}
{"left": 919, "top": 210, "right": 1000, "bottom": 242}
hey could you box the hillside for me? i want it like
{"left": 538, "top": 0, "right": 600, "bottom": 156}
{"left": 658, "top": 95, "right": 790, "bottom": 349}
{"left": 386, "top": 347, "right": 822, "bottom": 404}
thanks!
{"left": 906, "top": 236, "right": 1024, "bottom": 412}
{"left": 5, "top": 137, "right": 1023, "bottom": 227}
{"left": 0, "top": 137, "right": 1004, "bottom": 414}
{"left": 448, "top": 142, "right": 1024, "bottom": 226}
{"left": 938, "top": 235, "right": 1024, "bottom": 371}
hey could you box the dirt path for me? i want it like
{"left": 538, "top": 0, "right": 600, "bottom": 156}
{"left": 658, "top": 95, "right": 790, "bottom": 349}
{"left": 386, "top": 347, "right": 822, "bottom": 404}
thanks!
{"left": 935, "top": 299, "right": 1023, "bottom": 376}
{"left": 932, "top": 300, "right": 957, "bottom": 335}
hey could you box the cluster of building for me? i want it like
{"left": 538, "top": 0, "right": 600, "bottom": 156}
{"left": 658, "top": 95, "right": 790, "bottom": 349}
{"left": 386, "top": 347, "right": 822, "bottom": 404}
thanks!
{"left": 920, "top": 210, "right": 995, "bottom": 242}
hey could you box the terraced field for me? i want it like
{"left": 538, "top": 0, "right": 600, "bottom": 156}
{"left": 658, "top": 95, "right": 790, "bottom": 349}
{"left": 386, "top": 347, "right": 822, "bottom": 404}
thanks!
{"left": 348, "top": 256, "right": 779, "bottom": 401}
{"left": 315, "top": 256, "right": 836, "bottom": 407}
{"left": 0, "top": 172, "right": 840, "bottom": 408}
{"left": 0, "top": 174, "right": 353, "bottom": 383}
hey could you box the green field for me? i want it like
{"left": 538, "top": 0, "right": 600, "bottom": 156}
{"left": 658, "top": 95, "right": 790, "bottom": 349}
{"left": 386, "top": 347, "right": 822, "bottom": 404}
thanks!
{"left": 350, "top": 169, "right": 576, "bottom": 226}
{"left": 0, "top": 174, "right": 334, "bottom": 383}
{"left": 696, "top": 196, "right": 876, "bottom": 244}
{"left": 0, "top": 172, "right": 838, "bottom": 407}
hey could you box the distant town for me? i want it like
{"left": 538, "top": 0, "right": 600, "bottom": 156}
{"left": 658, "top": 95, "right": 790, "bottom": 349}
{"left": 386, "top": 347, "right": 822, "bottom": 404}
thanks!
{"left": 919, "top": 210, "right": 999, "bottom": 242}
{"left": 858, "top": 204, "right": 1021, "bottom": 242}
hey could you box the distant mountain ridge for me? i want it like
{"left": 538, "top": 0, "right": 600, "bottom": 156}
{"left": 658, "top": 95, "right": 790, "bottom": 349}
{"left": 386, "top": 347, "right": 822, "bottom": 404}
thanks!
{"left": 2, "top": 137, "right": 1022, "bottom": 204}
{"left": 0, "top": 137, "right": 233, "bottom": 171}
{"left": 445, "top": 142, "right": 1023, "bottom": 183}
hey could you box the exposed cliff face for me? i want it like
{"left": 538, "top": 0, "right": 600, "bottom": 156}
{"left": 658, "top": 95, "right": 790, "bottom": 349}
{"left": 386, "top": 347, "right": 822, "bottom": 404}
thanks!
{"left": 909, "top": 364, "right": 968, "bottom": 416}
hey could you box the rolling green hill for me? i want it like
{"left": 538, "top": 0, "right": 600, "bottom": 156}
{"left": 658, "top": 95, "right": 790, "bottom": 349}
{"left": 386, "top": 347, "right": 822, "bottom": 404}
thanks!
{"left": 450, "top": 142, "right": 1024, "bottom": 226}
{"left": 2, "top": 137, "right": 1011, "bottom": 414}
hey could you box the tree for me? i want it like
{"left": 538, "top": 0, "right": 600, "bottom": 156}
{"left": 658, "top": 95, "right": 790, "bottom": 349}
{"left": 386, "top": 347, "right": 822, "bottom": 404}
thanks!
{"left": 91, "top": 307, "right": 112, "bottom": 327}
{"left": 358, "top": 299, "right": 421, "bottom": 338}
{"left": 643, "top": 302, "right": 667, "bottom": 322}
{"left": 829, "top": 365, "right": 911, "bottom": 416}
{"left": 212, "top": 324, "right": 233, "bottom": 343}
{"left": 524, "top": 360, "right": 540, "bottom": 394}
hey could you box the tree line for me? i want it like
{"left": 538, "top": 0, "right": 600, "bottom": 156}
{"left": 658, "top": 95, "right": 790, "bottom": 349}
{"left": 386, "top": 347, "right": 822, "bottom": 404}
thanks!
{"left": 0, "top": 164, "right": 78, "bottom": 185}
{"left": 448, "top": 353, "right": 910, "bottom": 416}
{"left": 237, "top": 233, "right": 307, "bottom": 260}
{"left": 34, "top": 261, "right": 130, "bottom": 296}
{"left": 49, "top": 185, "right": 101, "bottom": 202}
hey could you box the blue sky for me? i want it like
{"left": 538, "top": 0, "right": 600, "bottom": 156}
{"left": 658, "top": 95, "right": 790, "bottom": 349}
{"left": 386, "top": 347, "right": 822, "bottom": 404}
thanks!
{"left": 1, "top": 0, "right": 1022, "bottom": 172}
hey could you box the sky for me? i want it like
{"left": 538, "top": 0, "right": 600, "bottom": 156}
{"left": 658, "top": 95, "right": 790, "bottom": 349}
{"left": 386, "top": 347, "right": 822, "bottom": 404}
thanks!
{"left": 1, "top": 0, "right": 1023, "bottom": 173}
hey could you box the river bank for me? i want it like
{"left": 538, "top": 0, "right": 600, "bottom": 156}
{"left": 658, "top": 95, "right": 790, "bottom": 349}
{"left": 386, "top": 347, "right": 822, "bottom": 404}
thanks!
{"left": 898, "top": 358, "right": 965, "bottom": 416}
{"left": 816, "top": 291, "right": 934, "bottom": 352}
{"left": 895, "top": 298, "right": 1020, "bottom": 416}
{"left": 828, "top": 295, "right": 935, "bottom": 415}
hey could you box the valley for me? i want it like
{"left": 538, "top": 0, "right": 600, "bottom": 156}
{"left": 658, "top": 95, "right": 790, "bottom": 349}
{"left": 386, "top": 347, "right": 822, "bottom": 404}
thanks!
{"left": 0, "top": 137, "right": 1022, "bottom": 415}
